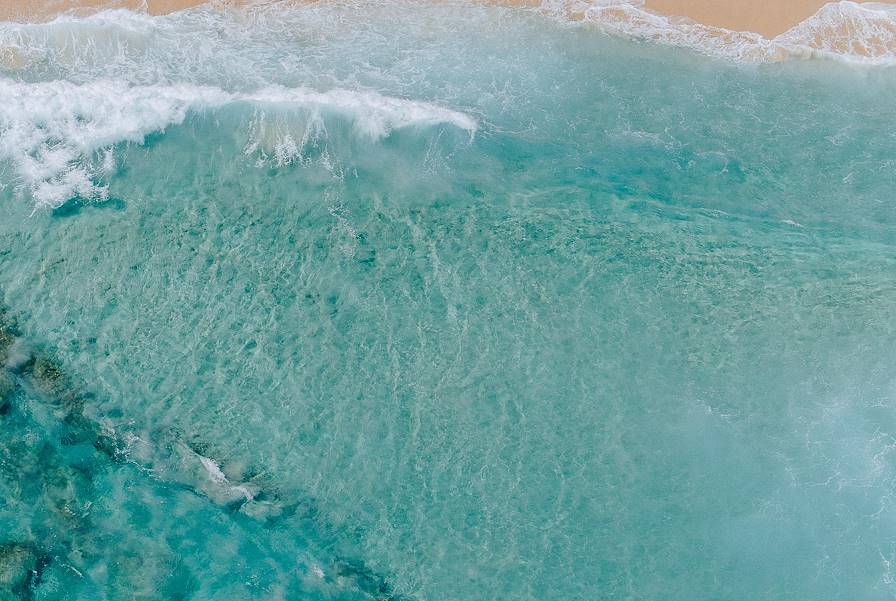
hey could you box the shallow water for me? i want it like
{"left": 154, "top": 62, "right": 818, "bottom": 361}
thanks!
{"left": 2, "top": 2, "right": 896, "bottom": 599}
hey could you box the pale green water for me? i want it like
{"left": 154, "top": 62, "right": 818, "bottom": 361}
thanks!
{"left": 2, "top": 2, "right": 896, "bottom": 600}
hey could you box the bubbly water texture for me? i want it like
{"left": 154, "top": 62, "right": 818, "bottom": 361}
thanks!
{"left": 2, "top": 1, "right": 896, "bottom": 600}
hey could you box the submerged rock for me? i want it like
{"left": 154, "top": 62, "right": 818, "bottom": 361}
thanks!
{"left": 37, "top": 455, "right": 95, "bottom": 527}
{"left": 0, "top": 319, "right": 13, "bottom": 365}
{"left": 0, "top": 327, "right": 401, "bottom": 601}
{"left": 0, "top": 371, "right": 12, "bottom": 416}
{"left": 30, "top": 356, "right": 68, "bottom": 398}
{"left": 91, "top": 427, "right": 127, "bottom": 463}
{"left": 0, "top": 542, "right": 37, "bottom": 593}
{"left": 27, "top": 355, "right": 84, "bottom": 414}
{"left": 334, "top": 557, "right": 399, "bottom": 600}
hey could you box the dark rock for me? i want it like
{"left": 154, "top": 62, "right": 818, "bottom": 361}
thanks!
{"left": 61, "top": 413, "right": 102, "bottom": 447}
{"left": 0, "top": 542, "right": 37, "bottom": 593}
{"left": 30, "top": 356, "right": 69, "bottom": 398}
{"left": 28, "top": 355, "right": 83, "bottom": 413}
{"left": 334, "top": 558, "right": 397, "bottom": 600}
{"left": 0, "top": 329, "right": 12, "bottom": 366}
{"left": 0, "top": 305, "right": 13, "bottom": 361}
{"left": 41, "top": 463, "right": 94, "bottom": 527}
{"left": 0, "top": 371, "right": 12, "bottom": 416}
{"left": 92, "top": 429, "right": 126, "bottom": 463}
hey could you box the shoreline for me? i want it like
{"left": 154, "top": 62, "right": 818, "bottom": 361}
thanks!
{"left": 0, "top": 0, "right": 893, "bottom": 40}
{"left": 644, "top": 0, "right": 894, "bottom": 39}
{"left": 0, "top": 0, "right": 221, "bottom": 22}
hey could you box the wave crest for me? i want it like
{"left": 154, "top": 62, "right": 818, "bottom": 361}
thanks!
{"left": 0, "top": 79, "right": 477, "bottom": 210}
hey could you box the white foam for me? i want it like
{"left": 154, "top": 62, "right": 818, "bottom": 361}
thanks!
{"left": 779, "top": 2, "right": 896, "bottom": 64}
{"left": 0, "top": 78, "right": 477, "bottom": 210}
{"left": 539, "top": 0, "right": 896, "bottom": 64}
{"left": 199, "top": 455, "right": 228, "bottom": 484}
{"left": 246, "top": 86, "right": 478, "bottom": 137}
{"left": 199, "top": 454, "right": 257, "bottom": 501}
{"left": 3, "top": 0, "right": 895, "bottom": 75}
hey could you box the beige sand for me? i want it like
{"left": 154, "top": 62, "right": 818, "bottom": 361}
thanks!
{"left": 0, "top": 0, "right": 217, "bottom": 22}
{"left": 0, "top": 0, "right": 894, "bottom": 40}
{"left": 645, "top": 0, "right": 893, "bottom": 38}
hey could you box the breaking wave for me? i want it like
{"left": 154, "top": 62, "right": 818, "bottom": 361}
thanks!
{"left": 0, "top": 78, "right": 477, "bottom": 209}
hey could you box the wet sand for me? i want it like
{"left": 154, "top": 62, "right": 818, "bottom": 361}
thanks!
{"left": 0, "top": 0, "right": 895, "bottom": 40}
{"left": 0, "top": 0, "right": 215, "bottom": 21}
{"left": 645, "top": 0, "right": 894, "bottom": 38}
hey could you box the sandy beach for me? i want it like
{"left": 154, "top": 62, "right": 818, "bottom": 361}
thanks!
{"left": 0, "top": 0, "right": 217, "bottom": 22}
{"left": 645, "top": 0, "right": 895, "bottom": 37}
{"left": 0, "top": 0, "right": 892, "bottom": 39}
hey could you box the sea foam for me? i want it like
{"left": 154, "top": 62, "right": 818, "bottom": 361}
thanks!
{"left": 0, "top": 1, "right": 890, "bottom": 210}
{"left": 2, "top": 1, "right": 896, "bottom": 74}
{"left": 539, "top": 0, "right": 896, "bottom": 64}
{"left": 0, "top": 78, "right": 476, "bottom": 209}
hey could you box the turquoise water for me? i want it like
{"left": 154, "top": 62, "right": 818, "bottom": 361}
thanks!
{"left": 2, "top": 2, "right": 896, "bottom": 599}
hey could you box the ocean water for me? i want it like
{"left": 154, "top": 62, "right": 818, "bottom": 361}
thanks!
{"left": 2, "top": 1, "right": 896, "bottom": 599}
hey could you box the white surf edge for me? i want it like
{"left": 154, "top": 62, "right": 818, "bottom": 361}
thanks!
{"left": 537, "top": 0, "right": 896, "bottom": 65}
{"left": 0, "top": 78, "right": 478, "bottom": 210}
